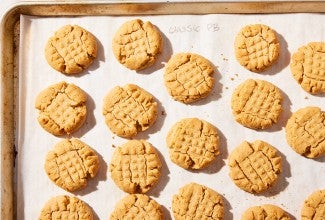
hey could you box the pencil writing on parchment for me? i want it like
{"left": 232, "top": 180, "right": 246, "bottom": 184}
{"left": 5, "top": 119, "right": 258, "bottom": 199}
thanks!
{"left": 168, "top": 23, "right": 220, "bottom": 34}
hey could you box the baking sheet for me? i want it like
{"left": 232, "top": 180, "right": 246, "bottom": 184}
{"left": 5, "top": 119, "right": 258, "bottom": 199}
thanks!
{"left": 17, "top": 14, "right": 325, "bottom": 219}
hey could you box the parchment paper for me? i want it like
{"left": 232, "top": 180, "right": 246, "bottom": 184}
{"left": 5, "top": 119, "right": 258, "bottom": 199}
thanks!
{"left": 18, "top": 13, "right": 325, "bottom": 219}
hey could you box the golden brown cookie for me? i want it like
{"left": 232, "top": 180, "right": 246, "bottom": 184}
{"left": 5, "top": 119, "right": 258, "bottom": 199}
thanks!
{"left": 301, "top": 190, "right": 325, "bottom": 220}
{"left": 285, "top": 106, "right": 325, "bottom": 158}
{"left": 45, "top": 138, "right": 99, "bottom": 192}
{"left": 102, "top": 84, "right": 158, "bottom": 138}
{"left": 231, "top": 79, "right": 282, "bottom": 129}
{"left": 45, "top": 25, "right": 97, "bottom": 74}
{"left": 242, "top": 204, "right": 291, "bottom": 220}
{"left": 228, "top": 140, "right": 282, "bottom": 194}
{"left": 35, "top": 81, "right": 87, "bottom": 136}
{"left": 164, "top": 53, "right": 215, "bottom": 103}
{"left": 172, "top": 182, "right": 224, "bottom": 220}
{"left": 109, "top": 140, "right": 162, "bottom": 194}
{"left": 290, "top": 42, "right": 325, "bottom": 94}
{"left": 235, "top": 24, "right": 280, "bottom": 72}
{"left": 166, "top": 118, "right": 220, "bottom": 169}
{"left": 110, "top": 194, "right": 163, "bottom": 220}
{"left": 39, "top": 195, "right": 93, "bottom": 220}
{"left": 112, "top": 19, "right": 162, "bottom": 70}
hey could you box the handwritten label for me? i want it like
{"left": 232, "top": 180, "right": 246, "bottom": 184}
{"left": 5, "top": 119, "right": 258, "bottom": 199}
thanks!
{"left": 168, "top": 23, "right": 220, "bottom": 34}
{"left": 169, "top": 25, "right": 201, "bottom": 34}
{"left": 207, "top": 23, "right": 220, "bottom": 32}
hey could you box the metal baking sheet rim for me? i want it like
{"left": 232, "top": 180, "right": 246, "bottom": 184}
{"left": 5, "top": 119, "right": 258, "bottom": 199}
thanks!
{"left": 1, "top": 1, "right": 325, "bottom": 219}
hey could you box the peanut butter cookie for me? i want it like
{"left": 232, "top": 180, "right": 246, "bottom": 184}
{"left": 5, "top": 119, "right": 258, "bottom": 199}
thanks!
{"left": 242, "top": 204, "right": 291, "bottom": 220}
{"left": 166, "top": 118, "right": 220, "bottom": 169}
{"left": 286, "top": 106, "right": 325, "bottom": 158}
{"left": 45, "top": 25, "right": 97, "bottom": 74}
{"left": 102, "top": 84, "right": 158, "bottom": 138}
{"left": 301, "top": 190, "right": 325, "bottom": 220}
{"left": 235, "top": 24, "right": 280, "bottom": 72}
{"left": 228, "top": 140, "right": 282, "bottom": 193}
{"left": 164, "top": 53, "right": 215, "bottom": 103}
{"left": 110, "top": 194, "right": 163, "bottom": 220}
{"left": 231, "top": 79, "right": 282, "bottom": 130}
{"left": 291, "top": 42, "right": 325, "bottom": 94}
{"left": 172, "top": 182, "right": 224, "bottom": 220}
{"left": 35, "top": 81, "right": 87, "bottom": 136}
{"left": 112, "top": 19, "right": 162, "bottom": 70}
{"left": 109, "top": 140, "right": 162, "bottom": 194}
{"left": 39, "top": 195, "right": 93, "bottom": 220}
{"left": 45, "top": 138, "right": 99, "bottom": 192}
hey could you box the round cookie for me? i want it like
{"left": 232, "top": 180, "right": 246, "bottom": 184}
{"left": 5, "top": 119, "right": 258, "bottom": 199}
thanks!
{"left": 110, "top": 194, "right": 163, "bottom": 220}
{"left": 164, "top": 53, "right": 215, "bottom": 103}
{"left": 45, "top": 138, "right": 99, "bottom": 192}
{"left": 228, "top": 140, "right": 282, "bottom": 193}
{"left": 45, "top": 25, "right": 97, "bottom": 74}
{"left": 35, "top": 81, "right": 87, "bottom": 136}
{"left": 301, "top": 190, "right": 325, "bottom": 220}
{"left": 231, "top": 79, "right": 282, "bottom": 129}
{"left": 285, "top": 106, "right": 325, "bottom": 158}
{"left": 39, "top": 195, "right": 93, "bottom": 220}
{"left": 172, "top": 182, "right": 224, "bottom": 220}
{"left": 102, "top": 84, "right": 158, "bottom": 138}
{"left": 290, "top": 42, "right": 325, "bottom": 94}
{"left": 242, "top": 204, "right": 291, "bottom": 220}
{"left": 112, "top": 19, "right": 162, "bottom": 70}
{"left": 166, "top": 118, "right": 220, "bottom": 169}
{"left": 234, "top": 24, "right": 280, "bottom": 72}
{"left": 109, "top": 140, "right": 162, "bottom": 194}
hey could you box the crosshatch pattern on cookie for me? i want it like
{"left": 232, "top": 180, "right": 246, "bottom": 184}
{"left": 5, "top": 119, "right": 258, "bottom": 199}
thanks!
{"left": 228, "top": 140, "right": 282, "bottom": 194}
{"left": 241, "top": 204, "right": 291, "bottom": 220}
{"left": 285, "top": 106, "right": 325, "bottom": 158}
{"left": 235, "top": 24, "right": 280, "bottom": 72}
{"left": 45, "top": 25, "right": 97, "bottom": 74}
{"left": 172, "top": 183, "right": 224, "bottom": 220}
{"left": 231, "top": 79, "right": 282, "bottom": 129}
{"left": 164, "top": 53, "right": 215, "bottom": 103}
{"left": 110, "top": 194, "right": 164, "bottom": 220}
{"left": 291, "top": 42, "right": 325, "bottom": 94}
{"left": 35, "top": 81, "right": 87, "bottom": 136}
{"left": 112, "top": 19, "right": 162, "bottom": 70}
{"left": 109, "top": 140, "right": 162, "bottom": 194}
{"left": 301, "top": 190, "right": 325, "bottom": 220}
{"left": 166, "top": 118, "right": 220, "bottom": 169}
{"left": 102, "top": 84, "right": 158, "bottom": 138}
{"left": 45, "top": 139, "right": 99, "bottom": 192}
{"left": 39, "top": 195, "right": 93, "bottom": 220}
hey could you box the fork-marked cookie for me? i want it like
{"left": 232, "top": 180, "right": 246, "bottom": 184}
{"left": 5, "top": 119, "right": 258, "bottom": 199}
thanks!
{"left": 45, "top": 25, "right": 97, "bottom": 74}
{"left": 35, "top": 81, "right": 87, "bottom": 136}
{"left": 235, "top": 24, "right": 280, "bottom": 72}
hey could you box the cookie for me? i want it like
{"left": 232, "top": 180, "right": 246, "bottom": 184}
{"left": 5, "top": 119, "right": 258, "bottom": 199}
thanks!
{"left": 164, "top": 53, "right": 215, "bottom": 103}
{"left": 290, "top": 42, "right": 325, "bottom": 94}
{"left": 35, "top": 81, "right": 87, "bottom": 136}
{"left": 102, "top": 84, "right": 158, "bottom": 138}
{"left": 228, "top": 140, "right": 282, "bottom": 193}
{"left": 301, "top": 190, "right": 325, "bottom": 220}
{"left": 109, "top": 140, "right": 162, "bottom": 194}
{"left": 39, "top": 195, "right": 93, "bottom": 220}
{"left": 110, "top": 194, "right": 163, "bottom": 220}
{"left": 172, "top": 182, "right": 224, "bottom": 220}
{"left": 231, "top": 79, "right": 282, "bottom": 129}
{"left": 45, "top": 25, "right": 97, "bottom": 74}
{"left": 166, "top": 118, "right": 220, "bottom": 169}
{"left": 234, "top": 24, "right": 280, "bottom": 72}
{"left": 112, "top": 19, "right": 162, "bottom": 70}
{"left": 45, "top": 138, "right": 99, "bottom": 192}
{"left": 242, "top": 204, "right": 291, "bottom": 220}
{"left": 285, "top": 106, "right": 325, "bottom": 158}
